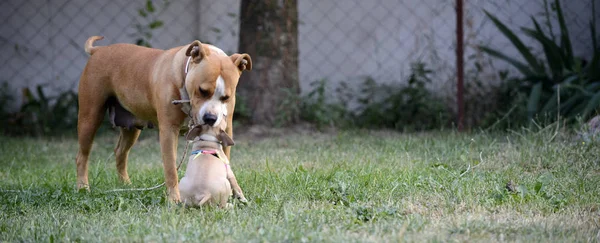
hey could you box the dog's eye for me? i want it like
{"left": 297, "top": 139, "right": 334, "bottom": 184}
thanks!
{"left": 220, "top": 95, "right": 230, "bottom": 102}
{"left": 199, "top": 88, "right": 210, "bottom": 97}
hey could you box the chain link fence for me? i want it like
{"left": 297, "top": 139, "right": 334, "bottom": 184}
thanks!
{"left": 298, "top": 0, "right": 457, "bottom": 95}
{"left": 1, "top": 0, "right": 596, "bottom": 114}
{"left": 0, "top": 0, "right": 197, "bottom": 108}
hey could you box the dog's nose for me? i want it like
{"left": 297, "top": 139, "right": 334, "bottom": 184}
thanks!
{"left": 202, "top": 113, "right": 218, "bottom": 126}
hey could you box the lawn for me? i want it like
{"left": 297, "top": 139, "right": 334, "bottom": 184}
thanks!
{"left": 1, "top": 127, "right": 599, "bottom": 242}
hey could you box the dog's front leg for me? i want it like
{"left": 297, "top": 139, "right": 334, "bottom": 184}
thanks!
{"left": 226, "top": 166, "right": 248, "bottom": 203}
{"left": 223, "top": 97, "right": 235, "bottom": 160}
{"left": 158, "top": 124, "right": 181, "bottom": 203}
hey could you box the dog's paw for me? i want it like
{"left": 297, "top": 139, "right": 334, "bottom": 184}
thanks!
{"left": 76, "top": 183, "right": 90, "bottom": 193}
{"left": 167, "top": 195, "right": 182, "bottom": 205}
{"left": 238, "top": 197, "right": 249, "bottom": 205}
{"left": 118, "top": 176, "right": 132, "bottom": 185}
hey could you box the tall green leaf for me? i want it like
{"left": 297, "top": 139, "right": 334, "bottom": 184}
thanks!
{"left": 561, "top": 73, "right": 580, "bottom": 85}
{"left": 563, "top": 83, "right": 592, "bottom": 96}
{"left": 540, "top": 88, "right": 559, "bottom": 115}
{"left": 586, "top": 82, "right": 600, "bottom": 92}
{"left": 527, "top": 83, "right": 543, "bottom": 120}
{"left": 592, "top": 20, "right": 598, "bottom": 53}
{"left": 585, "top": 52, "right": 600, "bottom": 81}
{"left": 559, "top": 95, "right": 582, "bottom": 117}
{"left": 582, "top": 92, "right": 600, "bottom": 118}
{"left": 569, "top": 100, "right": 590, "bottom": 117}
{"left": 484, "top": 10, "right": 544, "bottom": 74}
{"left": 521, "top": 18, "right": 563, "bottom": 82}
{"left": 478, "top": 46, "right": 535, "bottom": 77}
{"left": 593, "top": 0, "right": 598, "bottom": 52}
{"left": 542, "top": 0, "right": 556, "bottom": 42}
{"left": 554, "top": 0, "right": 574, "bottom": 69}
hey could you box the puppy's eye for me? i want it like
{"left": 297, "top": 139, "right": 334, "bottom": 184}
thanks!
{"left": 199, "top": 88, "right": 210, "bottom": 97}
{"left": 220, "top": 95, "right": 230, "bottom": 102}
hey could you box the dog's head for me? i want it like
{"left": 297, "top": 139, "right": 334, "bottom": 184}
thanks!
{"left": 184, "top": 40, "right": 252, "bottom": 128}
{"left": 186, "top": 114, "right": 235, "bottom": 147}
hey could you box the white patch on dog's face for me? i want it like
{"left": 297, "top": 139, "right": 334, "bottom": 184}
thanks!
{"left": 207, "top": 45, "right": 227, "bottom": 56}
{"left": 198, "top": 75, "right": 228, "bottom": 127}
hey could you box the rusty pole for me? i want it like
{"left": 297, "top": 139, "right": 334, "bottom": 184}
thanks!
{"left": 456, "top": 0, "right": 465, "bottom": 131}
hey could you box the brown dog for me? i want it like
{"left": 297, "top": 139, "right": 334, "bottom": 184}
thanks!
{"left": 76, "top": 36, "right": 251, "bottom": 202}
{"left": 179, "top": 119, "right": 247, "bottom": 208}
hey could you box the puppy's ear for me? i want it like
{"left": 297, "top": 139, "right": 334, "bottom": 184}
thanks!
{"left": 185, "top": 126, "right": 202, "bottom": 141}
{"left": 218, "top": 130, "right": 235, "bottom": 147}
{"left": 185, "top": 40, "right": 207, "bottom": 63}
{"left": 230, "top": 53, "right": 252, "bottom": 72}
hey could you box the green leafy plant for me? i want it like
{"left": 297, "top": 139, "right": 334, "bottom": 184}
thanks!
{"left": 480, "top": 0, "right": 600, "bottom": 123}
{"left": 275, "top": 87, "right": 301, "bottom": 127}
{"left": 232, "top": 94, "right": 252, "bottom": 126}
{"left": 298, "top": 62, "right": 451, "bottom": 131}
{"left": 0, "top": 83, "right": 78, "bottom": 136}
{"left": 354, "top": 62, "right": 451, "bottom": 131}
{"left": 132, "top": 0, "right": 169, "bottom": 47}
{"left": 0, "top": 82, "right": 15, "bottom": 128}
{"left": 300, "top": 79, "right": 350, "bottom": 129}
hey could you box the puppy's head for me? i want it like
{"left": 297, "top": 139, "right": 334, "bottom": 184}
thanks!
{"left": 184, "top": 40, "right": 252, "bottom": 128}
{"left": 185, "top": 114, "right": 235, "bottom": 147}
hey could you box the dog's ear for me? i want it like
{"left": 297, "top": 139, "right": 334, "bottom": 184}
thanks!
{"left": 218, "top": 130, "right": 235, "bottom": 147}
{"left": 230, "top": 53, "right": 252, "bottom": 72}
{"left": 185, "top": 40, "right": 207, "bottom": 63}
{"left": 185, "top": 126, "right": 202, "bottom": 141}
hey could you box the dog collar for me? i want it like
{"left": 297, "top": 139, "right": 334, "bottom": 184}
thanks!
{"left": 191, "top": 149, "right": 228, "bottom": 164}
{"left": 178, "top": 56, "right": 193, "bottom": 116}
{"left": 184, "top": 56, "right": 192, "bottom": 74}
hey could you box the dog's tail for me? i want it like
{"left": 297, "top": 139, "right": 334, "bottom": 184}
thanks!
{"left": 84, "top": 36, "right": 104, "bottom": 55}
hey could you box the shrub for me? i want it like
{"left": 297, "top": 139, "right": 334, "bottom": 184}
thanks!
{"left": 299, "top": 62, "right": 452, "bottom": 131}
{"left": 480, "top": 0, "right": 600, "bottom": 124}
{"left": 0, "top": 83, "right": 78, "bottom": 136}
{"left": 300, "top": 79, "right": 350, "bottom": 129}
{"left": 354, "top": 62, "right": 451, "bottom": 131}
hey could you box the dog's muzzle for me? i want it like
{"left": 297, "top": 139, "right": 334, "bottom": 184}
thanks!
{"left": 202, "top": 113, "right": 218, "bottom": 126}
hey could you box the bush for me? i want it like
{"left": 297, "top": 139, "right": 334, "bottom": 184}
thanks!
{"left": 0, "top": 83, "right": 78, "bottom": 136}
{"left": 232, "top": 94, "right": 252, "bottom": 126}
{"left": 300, "top": 62, "right": 452, "bottom": 131}
{"left": 480, "top": 0, "right": 600, "bottom": 125}
{"left": 300, "top": 79, "right": 350, "bottom": 129}
{"left": 0, "top": 82, "right": 15, "bottom": 130}
{"left": 354, "top": 62, "right": 451, "bottom": 131}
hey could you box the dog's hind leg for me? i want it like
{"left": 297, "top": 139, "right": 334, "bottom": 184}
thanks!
{"left": 217, "top": 190, "right": 231, "bottom": 209}
{"left": 114, "top": 127, "right": 141, "bottom": 183}
{"left": 196, "top": 194, "right": 212, "bottom": 206}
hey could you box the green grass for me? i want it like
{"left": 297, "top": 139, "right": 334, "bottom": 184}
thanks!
{"left": 1, "top": 128, "right": 599, "bottom": 242}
